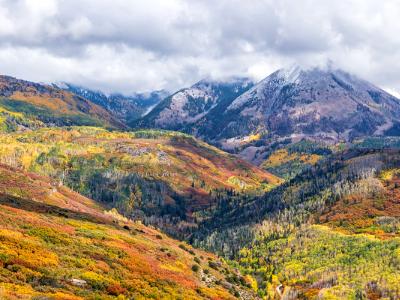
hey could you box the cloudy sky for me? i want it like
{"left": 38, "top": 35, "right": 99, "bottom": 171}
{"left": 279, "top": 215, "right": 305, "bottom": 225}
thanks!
{"left": 0, "top": 0, "right": 399, "bottom": 95}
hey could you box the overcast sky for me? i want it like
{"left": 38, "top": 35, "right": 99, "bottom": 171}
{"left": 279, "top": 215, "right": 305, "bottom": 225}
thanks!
{"left": 0, "top": 0, "right": 399, "bottom": 95}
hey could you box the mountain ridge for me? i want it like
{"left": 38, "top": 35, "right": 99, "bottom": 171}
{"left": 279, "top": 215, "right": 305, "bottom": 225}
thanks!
{"left": 0, "top": 75, "right": 125, "bottom": 130}
{"left": 0, "top": 126, "right": 280, "bottom": 238}
{"left": 134, "top": 77, "right": 254, "bottom": 131}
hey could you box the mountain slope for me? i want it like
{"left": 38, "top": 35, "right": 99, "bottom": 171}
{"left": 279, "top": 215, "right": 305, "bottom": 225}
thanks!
{"left": 0, "top": 164, "right": 257, "bottom": 299}
{"left": 215, "top": 66, "right": 400, "bottom": 161}
{"left": 0, "top": 127, "right": 280, "bottom": 237}
{"left": 58, "top": 83, "right": 167, "bottom": 123}
{"left": 192, "top": 149, "right": 400, "bottom": 298}
{"left": 134, "top": 77, "right": 254, "bottom": 131}
{"left": 0, "top": 76, "right": 124, "bottom": 130}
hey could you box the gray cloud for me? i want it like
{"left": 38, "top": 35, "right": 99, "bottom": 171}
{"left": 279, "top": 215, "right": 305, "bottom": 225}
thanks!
{"left": 0, "top": 0, "right": 399, "bottom": 95}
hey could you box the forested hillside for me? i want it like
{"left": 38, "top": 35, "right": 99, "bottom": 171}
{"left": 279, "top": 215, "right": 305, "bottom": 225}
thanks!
{"left": 0, "top": 127, "right": 279, "bottom": 238}
{"left": 191, "top": 149, "right": 400, "bottom": 298}
{"left": 259, "top": 140, "right": 332, "bottom": 179}
{"left": 0, "top": 164, "right": 257, "bottom": 299}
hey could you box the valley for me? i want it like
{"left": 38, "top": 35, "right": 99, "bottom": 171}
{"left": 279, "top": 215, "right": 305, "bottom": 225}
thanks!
{"left": 0, "top": 67, "right": 399, "bottom": 299}
{"left": 192, "top": 149, "right": 400, "bottom": 298}
{"left": 2, "top": 1, "right": 400, "bottom": 299}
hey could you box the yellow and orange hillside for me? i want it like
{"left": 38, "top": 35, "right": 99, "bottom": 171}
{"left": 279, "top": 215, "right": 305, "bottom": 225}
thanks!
{"left": 0, "top": 165, "right": 257, "bottom": 299}
{"left": 0, "top": 127, "right": 280, "bottom": 235}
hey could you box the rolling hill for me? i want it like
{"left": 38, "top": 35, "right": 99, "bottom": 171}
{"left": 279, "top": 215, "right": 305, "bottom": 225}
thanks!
{"left": 0, "top": 164, "right": 258, "bottom": 299}
{"left": 0, "top": 75, "right": 124, "bottom": 131}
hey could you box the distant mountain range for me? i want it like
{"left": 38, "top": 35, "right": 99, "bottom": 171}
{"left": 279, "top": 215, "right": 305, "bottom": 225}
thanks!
{"left": 134, "top": 66, "right": 400, "bottom": 164}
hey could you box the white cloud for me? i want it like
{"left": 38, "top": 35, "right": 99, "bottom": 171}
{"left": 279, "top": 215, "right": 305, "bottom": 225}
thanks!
{"left": 0, "top": 0, "right": 399, "bottom": 95}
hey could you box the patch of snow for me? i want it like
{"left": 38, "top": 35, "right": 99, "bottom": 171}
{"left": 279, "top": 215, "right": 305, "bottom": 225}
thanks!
{"left": 228, "top": 88, "right": 258, "bottom": 110}
{"left": 141, "top": 103, "right": 158, "bottom": 117}
{"left": 53, "top": 81, "right": 68, "bottom": 89}
{"left": 277, "top": 65, "right": 302, "bottom": 84}
{"left": 374, "top": 120, "right": 394, "bottom": 135}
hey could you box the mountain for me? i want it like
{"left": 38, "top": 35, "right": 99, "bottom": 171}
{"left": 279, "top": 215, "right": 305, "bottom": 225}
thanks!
{"left": 0, "top": 126, "right": 280, "bottom": 238}
{"left": 220, "top": 66, "right": 400, "bottom": 159}
{"left": 134, "top": 67, "right": 400, "bottom": 166}
{"left": 58, "top": 83, "right": 168, "bottom": 123}
{"left": 0, "top": 164, "right": 257, "bottom": 299}
{"left": 0, "top": 76, "right": 124, "bottom": 131}
{"left": 192, "top": 148, "right": 400, "bottom": 298}
{"left": 134, "top": 77, "right": 254, "bottom": 131}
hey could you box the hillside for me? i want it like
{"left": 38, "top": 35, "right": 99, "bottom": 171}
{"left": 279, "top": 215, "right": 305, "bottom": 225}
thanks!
{"left": 0, "top": 76, "right": 124, "bottom": 131}
{"left": 259, "top": 139, "right": 332, "bottom": 180}
{"left": 0, "top": 127, "right": 280, "bottom": 237}
{"left": 0, "top": 164, "right": 257, "bottom": 299}
{"left": 58, "top": 83, "right": 167, "bottom": 123}
{"left": 191, "top": 149, "right": 400, "bottom": 298}
{"left": 193, "top": 149, "right": 400, "bottom": 251}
